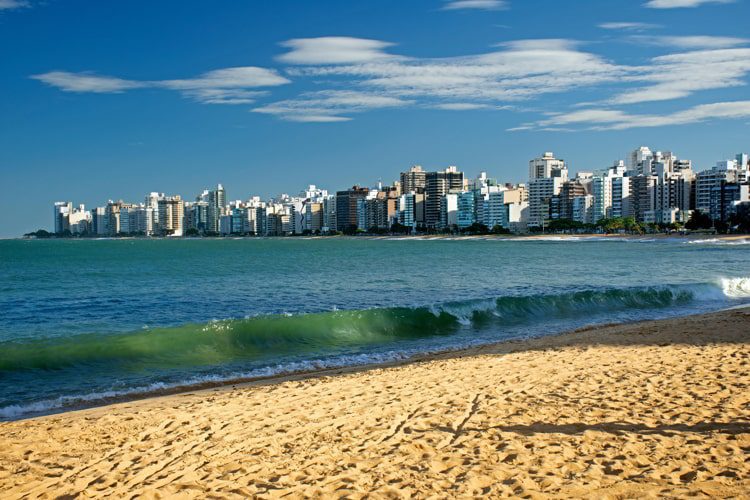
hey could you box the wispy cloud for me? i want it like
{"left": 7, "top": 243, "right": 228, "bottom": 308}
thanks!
{"left": 0, "top": 0, "right": 29, "bottom": 10}
{"left": 32, "top": 67, "right": 290, "bottom": 104}
{"left": 33, "top": 32, "right": 750, "bottom": 128}
{"left": 433, "top": 102, "right": 490, "bottom": 110}
{"left": 629, "top": 35, "right": 749, "bottom": 49}
{"left": 284, "top": 37, "right": 628, "bottom": 103}
{"left": 252, "top": 90, "right": 411, "bottom": 122}
{"left": 516, "top": 100, "right": 750, "bottom": 130}
{"left": 159, "top": 67, "right": 290, "bottom": 89}
{"left": 609, "top": 48, "right": 750, "bottom": 104}
{"left": 277, "top": 37, "right": 396, "bottom": 65}
{"left": 598, "top": 22, "right": 661, "bottom": 31}
{"left": 31, "top": 72, "right": 145, "bottom": 93}
{"left": 644, "top": 0, "right": 734, "bottom": 8}
{"left": 442, "top": 0, "right": 508, "bottom": 10}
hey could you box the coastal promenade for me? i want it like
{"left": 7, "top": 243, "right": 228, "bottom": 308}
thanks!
{"left": 1, "top": 308, "right": 748, "bottom": 498}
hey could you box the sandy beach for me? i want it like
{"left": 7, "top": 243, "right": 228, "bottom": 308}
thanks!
{"left": 1, "top": 308, "right": 749, "bottom": 498}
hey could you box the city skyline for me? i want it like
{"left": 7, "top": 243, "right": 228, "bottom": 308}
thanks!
{"left": 2, "top": 0, "right": 750, "bottom": 237}
{"left": 47, "top": 147, "right": 750, "bottom": 238}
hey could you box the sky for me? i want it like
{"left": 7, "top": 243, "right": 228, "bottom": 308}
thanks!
{"left": 1, "top": 0, "right": 749, "bottom": 237}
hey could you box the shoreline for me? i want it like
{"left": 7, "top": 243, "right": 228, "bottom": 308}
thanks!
{"left": 1, "top": 307, "right": 748, "bottom": 496}
{"left": 3, "top": 304, "right": 743, "bottom": 422}
{"left": 11, "top": 232, "right": 750, "bottom": 242}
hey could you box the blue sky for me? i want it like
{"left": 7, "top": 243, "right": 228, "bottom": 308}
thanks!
{"left": 1, "top": 0, "right": 749, "bottom": 236}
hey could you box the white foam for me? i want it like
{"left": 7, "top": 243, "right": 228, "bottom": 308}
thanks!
{"left": 720, "top": 277, "right": 750, "bottom": 298}
{"left": 687, "top": 238, "right": 750, "bottom": 246}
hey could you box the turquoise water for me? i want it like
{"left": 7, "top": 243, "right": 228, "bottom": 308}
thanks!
{"left": 1, "top": 237, "right": 749, "bottom": 419}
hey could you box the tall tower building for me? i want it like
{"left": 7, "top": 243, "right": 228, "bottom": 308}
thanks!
{"left": 400, "top": 165, "right": 426, "bottom": 194}
{"left": 527, "top": 153, "right": 568, "bottom": 227}
{"left": 207, "top": 184, "right": 226, "bottom": 233}
{"left": 528, "top": 152, "right": 567, "bottom": 181}
{"left": 425, "top": 166, "right": 464, "bottom": 229}
{"left": 53, "top": 201, "right": 72, "bottom": 234}
{"left": 335, "top": 186, "right": 370, "bottom": 232}
{"left": 628, "top": 146, "right": 654, "bottom": 175}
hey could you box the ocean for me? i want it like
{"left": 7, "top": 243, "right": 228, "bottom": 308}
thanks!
{"left": 1, "top": 236, "right": 749, "bottom": 419}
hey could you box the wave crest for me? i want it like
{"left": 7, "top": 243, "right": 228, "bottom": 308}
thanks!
{"left": 2, "top": 281, "right": 745, "bottom": 376}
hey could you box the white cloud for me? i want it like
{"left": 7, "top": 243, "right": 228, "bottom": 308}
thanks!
{"left": 289, "top": 38, "right": 627, "bottom": 102}
{"left": 610, "top": 48, "right": 750, "bottom": 104}
{"left": 264, "top": 37, "right": 643, "bottom": 122}
{"left": 252, "top": 90, "right": 411, "bottom": 122}
{"left": 644, "top": 0, "right": 733, "bottom": 8}
{"left": 520, "top": 100, "right": 750, "bottom": 130}
{"left": 280, "top": 115, "right": 352, "bottom": 123}
{"left": 539, "top": 109, "right": 630, "bottom": 126}
{"left": 433, "top": 102, "right": 490, "bottom": 110}
{"left": 32, "top": 66, "right": 289, "bottom": 104}
{"left": 278, "top": 37, "right": 396, "bottom": 65}
{"left": 442, "top": 0, "right": 508, "bottom": 10}
{"left": 630, "top": 35, "right": 749, "bottom": 49}
{"left": 179, "top": 89, "right": 268, "bottom": 105}
{"left": 31, "top": 71, "right": 144, "bottom": 93}
{"left": 598, "top": 22, "right": 660, "bottom": 31}
{"left": 0, "top": 0, "right": 29, "bottom": 10}
{"left": 160, "top": 67, "right": 290, "bottom": 89}
{"left": 33, "top": 31, "right": 750, "bottom": 126}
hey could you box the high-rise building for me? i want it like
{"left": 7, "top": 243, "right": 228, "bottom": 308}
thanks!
{"left": 456, "top": 191, "right": 476, "bottom": 229}
{"left": 207, "top": 184, "right": 226, "bottom": 233}
{"left": 483, "top": 191, "right": 505, "bottom": 229}
{"left": 529, "top": 152, "right": 566, "bottom": 180}
{"left": 304, "top": 202, "right": 324, "bottom": 233}
{"left": 572, "top": 195, "right": 594, "bottom": 224}
{"left": 156, "top": 195, "right": 184, "bottom": 236}
{"left": 440, "top": 193, "right": 459, "bottom": 229}
{"left": 53, "top": 202, "right": 72, "bottom": 234}
{"left": 119, "top": 204, "right": 148, "bottom": 235}
{"left": 590, "top": 161, "right": 628, "bottom": 221}
{"left": 736, "top": 153, "right": 749, "bottom": 172}
{"left": 364, "top": 192, "right": 389, "bottom": 231}
{"left": 611, "top": 176, "right": 630, "bottom": 219}
{"left": 425, "top": 166, "right": 464, "bottom": 229}
{"left": 335, "top": 186, "right": 370, "bottom": 232}
{"left": 105, "top": 201, "right": 123, "bottom": 236}
{"left": 653, "top": 160, "right": 694, "bottom": 223}
{"left": 551, "top": 180, "right": 588, "bottom": 221}
{"left": 53, "top": 202, "right": 91, "bottom": 235}
{"left": 68, "top": 205, "right": 91, "bottom": 234}
{"left": 629, "top": 175, "right": 659, "bottom": 223}
{"left": 400, "top": 165, "right": 426, "bottom": 194}
{"left": 696, "top": 160, "right": 741, "bottom": 219}
{"left": 322, "top": 195, "right": 336, "bottom": 233}
{"left": 527, "top": 152, "right": 568, "bottom": 227}
{"left": 528, "top": 177, "right": 565, "bottom": 227}
{"left": 628, "top": 146, "right": 653, "bottom": 175}
{"left": 185, "top": 201, "right": 209, "bottom": 233}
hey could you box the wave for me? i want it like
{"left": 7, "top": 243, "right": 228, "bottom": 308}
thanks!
{"left": 686, "top": 238, "right": 750, "bottom": 246}
{"left": 1, "top": 279, "right": 747, "bottom": 419}
{"left": 1, "top": 281, "right": 744, "bottom": 375}
{"left": 721, "top": 277, "right": 750, "bottom": 298}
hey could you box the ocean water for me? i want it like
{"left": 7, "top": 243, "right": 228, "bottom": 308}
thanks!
{"left": 1, "top": 237, "right": 749, "bottom": 419}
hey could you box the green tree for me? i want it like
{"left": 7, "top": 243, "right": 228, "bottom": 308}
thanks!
{"left": 685, "top": 210, "right": 712, "bottom": 230}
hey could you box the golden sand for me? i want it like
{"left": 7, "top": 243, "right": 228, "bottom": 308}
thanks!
{"left": 1, "top": 309, "right": 749, "bottom": 498}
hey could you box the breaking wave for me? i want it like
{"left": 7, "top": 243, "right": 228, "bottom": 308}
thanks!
{"left": 1, "top": 279, "right": 747, "bottom": 419}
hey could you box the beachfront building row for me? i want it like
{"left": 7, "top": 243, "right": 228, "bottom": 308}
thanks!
{"left": 526, "top": 149, "right": 750, "bottom": 229}
{"left": 51, "top": 148, "right": 750, "bottom": 236}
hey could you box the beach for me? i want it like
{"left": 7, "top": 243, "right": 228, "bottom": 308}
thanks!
{"left": 1, "top": 308, "right": 748, "bottom": 498}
